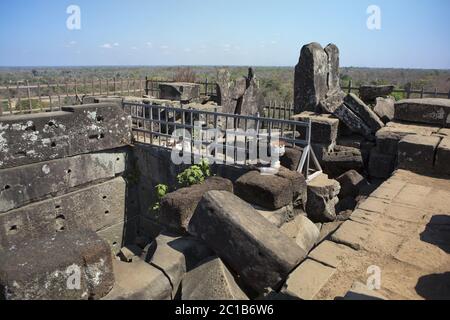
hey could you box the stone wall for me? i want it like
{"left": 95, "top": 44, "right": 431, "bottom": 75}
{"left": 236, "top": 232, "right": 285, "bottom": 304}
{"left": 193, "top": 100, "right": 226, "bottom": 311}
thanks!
{"left": 0, "top": 103, "right": 138, "bottom": 254}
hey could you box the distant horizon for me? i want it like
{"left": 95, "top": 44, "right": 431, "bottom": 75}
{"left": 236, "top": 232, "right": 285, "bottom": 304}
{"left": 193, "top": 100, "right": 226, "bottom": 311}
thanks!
{"left": 1, "top": 65, "right": 449, "bottom": 71}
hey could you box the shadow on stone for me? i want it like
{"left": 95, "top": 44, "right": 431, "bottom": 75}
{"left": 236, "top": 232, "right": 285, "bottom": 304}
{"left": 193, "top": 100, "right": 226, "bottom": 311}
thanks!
{"left": 415, "top": 272, "right": 450, "bottom": 300}
{"left": 419, "top": 215, "right": 450, "bottom": 254}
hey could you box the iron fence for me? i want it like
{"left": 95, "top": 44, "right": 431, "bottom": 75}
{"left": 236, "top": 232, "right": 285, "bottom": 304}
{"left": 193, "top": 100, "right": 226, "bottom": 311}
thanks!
{"left": 123, "top": 102, "right": 322, "bottom": 180}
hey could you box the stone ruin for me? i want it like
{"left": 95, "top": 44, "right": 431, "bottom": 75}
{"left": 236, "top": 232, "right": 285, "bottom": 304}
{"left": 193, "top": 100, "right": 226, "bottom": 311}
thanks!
{"left": 0, "top": 44, "right": 449, "bottom": 301}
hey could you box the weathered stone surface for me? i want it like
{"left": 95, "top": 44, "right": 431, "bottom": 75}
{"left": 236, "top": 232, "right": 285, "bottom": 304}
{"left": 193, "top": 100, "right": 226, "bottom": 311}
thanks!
{"left": 188, "top": 191, "right": 307, "bottom": 293}
{"left": 336, "top": 197, "right": 357, "bottom": 213}
{"left": 276, "top": 167, "right": 308, "bottom": 208}
{"left": 255, "top": 204, "right": 295, "bottom": 227}
{"left": 344, "top": 93, "right": 384, "bottom": 133}
{"left": 317, "top": 221, "right": 343, "bottom": 243}
{"left": 97, "top": 218, "right": 138, "bottom": 256}
{"left": 280, "top": 146, "right": 303, "bottom": 171}
{"left": 309, "top": 240, "right": 356, "bottom": 268}
{"left": 376, "top": 128, "right": 404, "bottom": 155}
{"left": 240, "top": 72, "right": 263, "bottom": 118}
{"left": 336, "top": 170, "right": 367, "bottom": 199}
{"left": 294, "top": 43, "right": 329, "bottom": 113}
{"left": 104, "top": 259, "right": 171, "bottom": 300}
{"left": 0, "top": 229, "right": 114, "bottom": 300}
{"left": 216, "top": 69, "right": 235, "bottom": 114}
{"left": 0, "top": 151, "right": 127, "bottom": 213}
{"left": 150, "top": 234, "right": 213, "bottom": 298}
{"left": 331, "top": 220, "right": 371, "bottom": 250}
{"left": 318, "top": 90, "right": 346, "bottom": 114}
{"left": 0, "top": 177, "right": 128, "bottom": 248}
{"left": 281, "top": 259, "right": 336, "bottom": 300}
{"left": 359, "top": 85, "right": 394, "bottom": 103}
{"left": 159, "top": 82, "right": 200, "bottom": 102}
{"left": 292, "top": 112, "right": 339, "bottom": 145}
{"left": 333, "top": 104, "right": 373, "bottom": 139}
{"left": 118, "top": 245, "right": 142, "bottom": 263}
{"left": 235, "top": 171, "right": 293, "bottom": 210}
{"left": 324, "top": 44, "right": 341, "bottom": 93}
{"left": 368, "top": 149, "right": 396, "bottom": 179}
{"left": 343, "top": 281, "right": 387, "bottom": 300}
{"left": 0, "top": 103, "right": 132, "bottom": 169}
{"left": 374, "top": 97, "right": 395, "bottom": 124}
{"left": 306, "top": 173, "right": 340, "bottom": 223}
{"left": 182, "top": 256, "right": 248, "bottom": 300}
{"left": 394, "top": 98, "right": 450, "bottom": 127}
{"left": 435, "top": 138, "right": 450, "bottom": 174}
{"left": 280, "top": 215, "right": 320, "bottom": 254}
{"left": 398, "top": 135, "right": 441, "bottom": 171}
{"left": 159, "top": 177, "right": 233, "bottom": 232}
{"left": 318, "top": 145, "right": 364, "bottom": 178}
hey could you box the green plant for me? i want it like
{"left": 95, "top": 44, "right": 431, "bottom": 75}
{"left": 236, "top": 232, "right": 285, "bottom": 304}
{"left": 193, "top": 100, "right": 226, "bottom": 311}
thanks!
{"left": 152, "top": 184, "right": 169, "bottom": 211}
{"left": 177, "top": 159, "right": 211, "bottom": 188}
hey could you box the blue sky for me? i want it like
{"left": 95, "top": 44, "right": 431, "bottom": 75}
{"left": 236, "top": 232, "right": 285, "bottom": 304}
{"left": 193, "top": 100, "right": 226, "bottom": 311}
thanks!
{"left": 0, "top": 0, "right": 449, "bottom": 68}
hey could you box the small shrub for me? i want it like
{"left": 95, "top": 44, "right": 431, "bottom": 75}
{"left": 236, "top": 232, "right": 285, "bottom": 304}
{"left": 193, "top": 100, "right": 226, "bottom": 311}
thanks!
{"left": 152, "top": 184, "right": 169, "bottom": 211}
{"left": 177, "top": 159, "right": 211, "bottom": 188}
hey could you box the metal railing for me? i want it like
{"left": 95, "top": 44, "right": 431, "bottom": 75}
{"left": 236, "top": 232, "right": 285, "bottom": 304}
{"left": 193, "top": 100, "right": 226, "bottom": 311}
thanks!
{"left": 123, "top": 102, "right": 322, "bottom": 180}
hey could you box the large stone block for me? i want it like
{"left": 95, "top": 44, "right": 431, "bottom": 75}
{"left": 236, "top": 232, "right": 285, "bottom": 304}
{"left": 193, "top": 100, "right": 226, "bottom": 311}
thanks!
{"left": 0, "top": 103, "right": 132, "bottom": 169}
{"left": 280, "top": 146, "right": 303, "bottom": 171}
{"left": 292, "top": 112, "right": 339, "bottom": 145}
{"left": 344, "top": 93, "right": 384, "bottom": 133}
{"left": 394, "top": 98, "right": 450, "bottom": 127}
{"left": 104, "top": 259, "right": 171, "bottom": 300}
{"left": 235, "top": 170, "right": 294, "bottom": 210}
{"left": 333, "top": 104, "right": 373, "bottom": 139}
{"left": 0, "top": 177, "right": 128, "bottom": 248}
{"left": 97, "top": 218, "right": 138, "bottom": 256}
{"left": 280, "top": 215, "right": 320, "bottom": 254}
{"left": 359, "top": 85, "right": 394, "bottom": 103}
{"left": 182, "top": 257, "right": 248, "bottom": 300}
{"left": 336, "top": 170, "right": 367, "bottom": 199}
{"left": 0, "top": 151, "right": 127, "bottom": 213}
{"left": 318, "top": 145, "right": 364, "bottom": 178}
{"left": 159, "top": 177, "right": 233, "bottom": 232}
{"left": 368, "top": 149, "right": 396, "bottom": 179}
{"left": 158, "top": 82, "right": 200, "bottom": 102}
{"left": 374, "top": 97, "right": 395, "bottom": 124}
{"left": 281, "top": 259, "right": 336, "bottom": 300}
{"left": 305, "top": 173, "right": 340, "bottom": 223}
{"left": 398, "top": 134, "right": 441, "bottom": 171}
{"left": 150, "top": 234, "right": 213, "bottom": 298}
{"left": 188, "top": 191, "right": 306, "bottom": 293}
{"left": 294, "top": 43, "right": 329, "bottom": 113}
{"left": 435, "top": 138, "right": 450, "bottom": 174}
{"left": 0, "top": 229, "right": 114, "bottom": 300}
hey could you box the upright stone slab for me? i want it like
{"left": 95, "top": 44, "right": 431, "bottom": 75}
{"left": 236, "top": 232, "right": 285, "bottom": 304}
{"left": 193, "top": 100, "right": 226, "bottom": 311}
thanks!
{"left": 0, "top": 229, "right": 114, "bottom": 300}
{"left": 216, "top": 69, "right": 235, "bottom": 114}
{"left": 394, "top": 98, "right": 450, "bottom": 127}
{"left": 324, "top": 44, "right": 340, "bottom": 93}
{"left": 344, "top": 93, "right": 384, "bottom": 133}
{"left": 294, "top": 43, "right": 329, "bottom": 113}
{"left": 159, "top": 177, "right": 233, "bottom": 232}
{"left": 188, "top": 191, "right": 307, "bottom": 293}
{"left": 398, "top": 135, "right": 441, "bottom": 171}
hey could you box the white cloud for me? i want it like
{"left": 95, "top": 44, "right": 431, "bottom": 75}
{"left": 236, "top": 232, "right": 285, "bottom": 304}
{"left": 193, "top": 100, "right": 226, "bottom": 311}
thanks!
{"left": 100, "top": 43, "right": 112, "bottom": 49}
{"left": 65, "top": 40, "right": 77, "bottom": 48}
{"left": 160, "top": 45, "right": 169, "bottom": 50}
{"left": 184, "top": 48, "right": 192, "bottom": 52}
{"left": 131, "top": 46, "right": 138, "bottom": 50}
{"left": 113, "top": 43, "right": 119, "bottom": 47}
{"left": 146, "top": 42, "right": 153, "bottom": 47}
